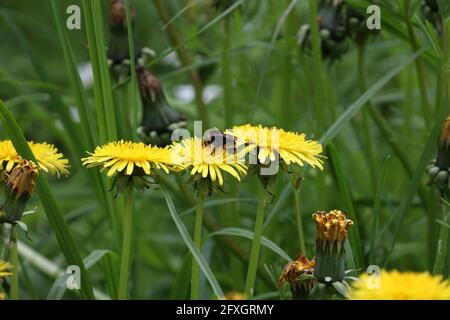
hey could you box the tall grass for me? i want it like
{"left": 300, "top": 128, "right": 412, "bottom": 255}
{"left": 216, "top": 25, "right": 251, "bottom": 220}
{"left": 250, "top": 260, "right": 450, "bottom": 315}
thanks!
{"left": 0, "top": 0, "right": 448, "bottom": 300}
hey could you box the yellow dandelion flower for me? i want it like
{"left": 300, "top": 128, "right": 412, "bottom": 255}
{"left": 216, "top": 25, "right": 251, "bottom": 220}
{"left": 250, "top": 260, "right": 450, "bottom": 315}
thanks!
{"left": 226, "top": 124, "right": 324, "bottom": 170}
{"left": 82, "top": 140, "right": 171, "bottom": 177}
{"left": 0, "top": 140, "right": 21, "bottom": 172}
{"left": 0, "top": 261, "right": 12, "bottom": 301}
{"left": 0, "top": 261, "right": 12, "bottom": 278}
{"left": 352, "top": 270, "right": 450, "bottom": 300}
{"left": 223, "top": 292, "right": 247, "bottom": 300}
{"left": 171, "top": 137, "right": 247, "bottom": 186}
{"left": 0, "top": 140, "right": 69, "bottom": 176}
{"left": 28, "top": 142, "right": 69, "bottom": 177}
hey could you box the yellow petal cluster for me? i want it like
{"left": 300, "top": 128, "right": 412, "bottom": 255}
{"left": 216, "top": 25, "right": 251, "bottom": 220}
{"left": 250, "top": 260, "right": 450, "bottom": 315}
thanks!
{"left": 82, "top": 140, "right": 172, "bottom": 177}
{"left": 352, "top": 270, "right": 450, "bottom": 300}
{"left": 171, "top": 137, "right": 247, "bottom": 186}
{"left": 226, "top": 124, "right": 323, "bottom": 169}
{"left": 0, "top": 140, "right": 69, "bottom": 176}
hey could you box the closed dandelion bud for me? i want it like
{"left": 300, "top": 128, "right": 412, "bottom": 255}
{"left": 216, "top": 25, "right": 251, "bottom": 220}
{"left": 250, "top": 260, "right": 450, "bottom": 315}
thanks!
{"left": 136, "top": 67, "right": 186, "bottom": 146}
{"left": 107, "top": 0, "right": 144, "bottom": 79}
{"left": 312, "top": 210, "right": 353, "bottom": 284}
{"left": 298, "top": 0, "right": 349, "bottom": 61}
{"left": 422, "top": 0, "right": 443, "bottom": 34}
{"left": 212, "top": 0, "right": 239, "bottom": 12}
{"left": 427, "top": 117, "right": 450, "bottom": 194}
{"left": 278, "top": 255, "right": 317, "bottom": 299}
{"left": 1, "top": 160, "right": 38, "bottom": 224}
{"left": 345, "top": 4, "right": 378, "bottom": 44}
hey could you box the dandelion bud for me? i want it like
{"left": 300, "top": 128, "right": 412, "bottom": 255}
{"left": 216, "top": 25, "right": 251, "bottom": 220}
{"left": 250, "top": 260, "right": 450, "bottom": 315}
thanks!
{"left": 298, "top": 0, "right": 349, "bottom": 61}
{"left": 1, "top": 160, "right": 38, "bottom": 224}
{"left": 212, "top": 0, "right": 239, "bottom": 12}
{"left": 427, "top": 117, "right": 450, "bottom": 194}
{"left": 108, "top": 0, "right": 143, "bottom": 80}
{"left": 136, "top": 67, "right": 186, "bottom": 146}
{"left": 422, "top": 0, "right": 443, "bottom": 34}
{"left": 278, "top": 254, "right": 317, "bottom": 299}
{"left": 312, "top": 210, "right": 353, "bottom": 283}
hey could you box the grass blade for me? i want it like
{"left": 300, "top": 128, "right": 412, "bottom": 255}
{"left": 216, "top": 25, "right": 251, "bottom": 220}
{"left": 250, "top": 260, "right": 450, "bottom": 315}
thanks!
{"left": 160, "top": 181, "right": 224, "bottom": 299}
{"left": 328, "top": 143, "right": 363, "bottom": 268}
{"left": 0, "top": 99, "right": 95, "bottom": 300}
{"left": 369, "top": 155, "right": 391, "bottom": 266}
{"left": 209, "top": 227, "right": 292, "bottom": 262}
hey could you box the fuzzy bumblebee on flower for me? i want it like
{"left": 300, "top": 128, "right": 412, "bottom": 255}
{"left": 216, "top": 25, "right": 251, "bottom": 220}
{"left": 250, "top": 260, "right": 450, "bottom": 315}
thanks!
{"left": 170, "top": 133, "right": 247, "bottom": 299}
{"left": 0, "top": 140, "right": 69, "bottom": 244}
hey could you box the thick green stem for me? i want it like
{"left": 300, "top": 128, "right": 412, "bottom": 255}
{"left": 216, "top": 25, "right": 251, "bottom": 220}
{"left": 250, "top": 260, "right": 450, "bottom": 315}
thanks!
{"left": 118, "top": 187, "right": 134, "bottom": 300}
{"left": 191, "top": 192, "right": 205, "bottom": 300}
{"left": 293, "top": 191, "right": 306, "bottom": 256}
{"left": 433, "top": 200, "right": 449, "bottom": 275}
{"left": 244, "top": 183, "right": 266, "bottom": 297}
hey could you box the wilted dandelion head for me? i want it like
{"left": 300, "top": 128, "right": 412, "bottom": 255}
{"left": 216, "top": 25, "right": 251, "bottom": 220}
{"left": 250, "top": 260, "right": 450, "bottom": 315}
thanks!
{"left": 312, "top": 210, "right": 353, "bottom": 243}
{"left": 226, "top": 124, "right": 324, "bottom": 170}
{"left": 278, "top": 255, "right": 316, "bottom": 287}
{"left": 6, "top": 159, "right": 39, "bottom": 199}
{"left": 352, "top": 270, "right": 450, "bottom": 300}
{"left": 171, "top": 137, "right": 247, "bottom": 186}
{"left": 0, "top": 140, "right": 69, "bottom": 177}
{"left": 82, "top": 140, "right": 171, "bottom": 177}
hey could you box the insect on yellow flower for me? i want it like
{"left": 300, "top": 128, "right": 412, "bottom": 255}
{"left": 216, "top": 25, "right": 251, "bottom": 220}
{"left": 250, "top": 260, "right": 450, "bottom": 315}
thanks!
{"left": 82, "top": 140, "right": 172, "bottom": 177}
{"left": 171, "top": 137, "right": 247, "bottom": 186}
{"left": 0, "top": 140, "right": 69, "bottom": 176}
{"left": 352, "top": 270, "right": 450, "bottom": 300}
{"left": 226, "top": 124, "right": 324, "bottom": 170}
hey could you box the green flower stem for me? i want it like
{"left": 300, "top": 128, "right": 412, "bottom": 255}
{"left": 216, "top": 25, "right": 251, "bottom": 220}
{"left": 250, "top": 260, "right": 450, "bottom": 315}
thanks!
{"left": 191, "top": 192, "right": 205, "bottom": 300}
{"left": 433, "top": 200, "right": 449, "bottom": 275}
{"left": 244, "top": 183, "right": 266, "bottom": 297}
{"left": 403, "top": 0, "right": 431, "bottom": 128}
{"left": 153, "top": 0, "right": 209, "bottom": 128}
{"left": 118, "top": 186, "right": 134, "bottom": 300}
{"left": 222, "top": 16, "right": 232, "bottom": 128}
{"left": 10, "top": 234, "right": 19, "bottom": 300}
{"left": 293, "top": 190, "right": 306, "bottom": 256}
{"left": 308, "top": 0, "right": 325, "bottom": 132}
